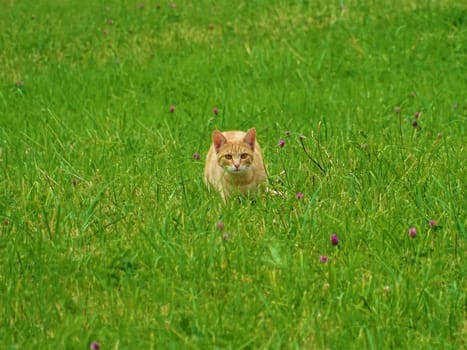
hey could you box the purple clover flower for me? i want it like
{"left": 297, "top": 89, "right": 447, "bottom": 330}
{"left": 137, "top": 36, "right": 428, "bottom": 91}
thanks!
{"left": 320, "top": 255, "right": 328, "bottom": 263}
{"left": 212, "top": 107, "right": 219, "bottom": 115}
{"left": 408, "top": 227, "right": 417, "bottom": 238}
{"left": 3, "top": 219, "right": 9, "bottom": 225}
{"left": 169, "top": 105, "right": 176, "bottom": 113}
{"left": 222, "top": 233, "right": 229, "bottom": 240}
{"left": 330, "top": 234, "right": 339, "bottom": 246}
{"left": 296, "top": 192, "right": 304, "bottom": 199}
{"left": 428, "top": 220, "right": 437, "bottom": 228}
{"left": 217, "top": 221, "right": 224, "bottom": 230}
{"left": 193, "top": 152, "right": 200, "bottom": 160}
{"left": 90, "top": 342, "right": 100, "bottom": 350}
{"left": 412, "top": 120, "right": 418, "bottom": 128}
{"left": 278, "top": 139, "right": 285, "bottom": 147}
{"left": 414, "top": 111, "right": 420, "bottom": 119}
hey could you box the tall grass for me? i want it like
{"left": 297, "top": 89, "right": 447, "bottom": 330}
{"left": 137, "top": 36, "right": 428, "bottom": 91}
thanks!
{"left": 0, "top": 1, "right": 465, "bottom": 349}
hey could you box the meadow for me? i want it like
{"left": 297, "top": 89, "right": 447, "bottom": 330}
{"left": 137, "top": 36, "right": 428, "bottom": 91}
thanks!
{"left": 0, "top": 0, "right": 465, "bottom": 349}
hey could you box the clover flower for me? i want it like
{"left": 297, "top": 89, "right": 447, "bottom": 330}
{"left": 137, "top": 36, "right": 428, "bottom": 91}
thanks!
{"left": 330, "top": 234, "right": 339, "bottom": 246}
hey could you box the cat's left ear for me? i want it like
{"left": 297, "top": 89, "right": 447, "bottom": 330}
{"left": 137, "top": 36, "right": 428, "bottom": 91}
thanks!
{"left": 243, "top": 128, "right": 256, "bottom": 151}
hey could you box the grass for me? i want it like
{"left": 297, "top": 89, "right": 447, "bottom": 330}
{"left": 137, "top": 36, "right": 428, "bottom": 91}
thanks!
{"left": 0, "top": 0, "right": 465, "bottom": 349}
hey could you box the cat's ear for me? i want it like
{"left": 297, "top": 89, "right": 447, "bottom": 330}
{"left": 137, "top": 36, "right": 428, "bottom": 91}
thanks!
{"left": 212, "top": 130, "right": 227, "bottom": 153}
{"left": 243, "top": 128, "right": 256, "bottom": 151}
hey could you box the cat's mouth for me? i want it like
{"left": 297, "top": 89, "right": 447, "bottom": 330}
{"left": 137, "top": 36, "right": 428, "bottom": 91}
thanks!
{"left": 227, "top": 166, "right": 245, "bottom": 173}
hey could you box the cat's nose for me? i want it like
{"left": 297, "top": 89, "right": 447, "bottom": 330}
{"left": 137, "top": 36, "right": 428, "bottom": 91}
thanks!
{"left": 234, "top": 163, "right": 240, "bottom": 169}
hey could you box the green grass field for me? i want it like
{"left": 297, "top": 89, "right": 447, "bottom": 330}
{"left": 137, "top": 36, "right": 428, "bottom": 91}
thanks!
{"left": 0, "top": 1, "right": 465, "bottom": 349}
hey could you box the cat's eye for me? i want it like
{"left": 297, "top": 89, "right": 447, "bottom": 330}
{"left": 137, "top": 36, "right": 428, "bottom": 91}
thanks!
{"left": 224, "top": 154, "right": 232, "bottom": 160}
{"left": 240, "top": 153, "right": 248, "bottom": 159}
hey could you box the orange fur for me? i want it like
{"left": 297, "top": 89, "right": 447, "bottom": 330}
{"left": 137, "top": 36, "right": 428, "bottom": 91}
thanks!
{"left": 204, "top": 128, "right": 267, "bottom": 199}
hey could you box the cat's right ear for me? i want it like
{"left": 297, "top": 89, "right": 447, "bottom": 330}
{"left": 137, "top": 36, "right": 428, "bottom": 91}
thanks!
{"left": 212, "top": 130, "right": 227, "bottom": 153}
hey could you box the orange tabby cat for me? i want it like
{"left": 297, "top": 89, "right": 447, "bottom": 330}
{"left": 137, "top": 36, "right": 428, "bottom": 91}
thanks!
{"left": 204, "top": 128, "right": 267, "bottom": 199}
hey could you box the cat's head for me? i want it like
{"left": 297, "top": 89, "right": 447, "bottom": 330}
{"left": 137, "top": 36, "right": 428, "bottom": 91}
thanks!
{"left": 212, "top": 128, "right": 256, "bottom": 174}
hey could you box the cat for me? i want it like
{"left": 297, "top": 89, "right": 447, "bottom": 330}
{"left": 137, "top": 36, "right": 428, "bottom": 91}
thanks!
{"left": 204, "top": 128, "right": 267, "bottom": 199}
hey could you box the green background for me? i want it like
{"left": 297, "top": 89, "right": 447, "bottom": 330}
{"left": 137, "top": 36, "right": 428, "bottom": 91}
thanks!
{"left": 0, "top": 1, "right": 465, "bottom": 349}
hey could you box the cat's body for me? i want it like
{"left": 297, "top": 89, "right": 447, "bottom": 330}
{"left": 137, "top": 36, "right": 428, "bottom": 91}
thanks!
{"left": 204, "top": 128, "right": 267, "bottom": 199}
